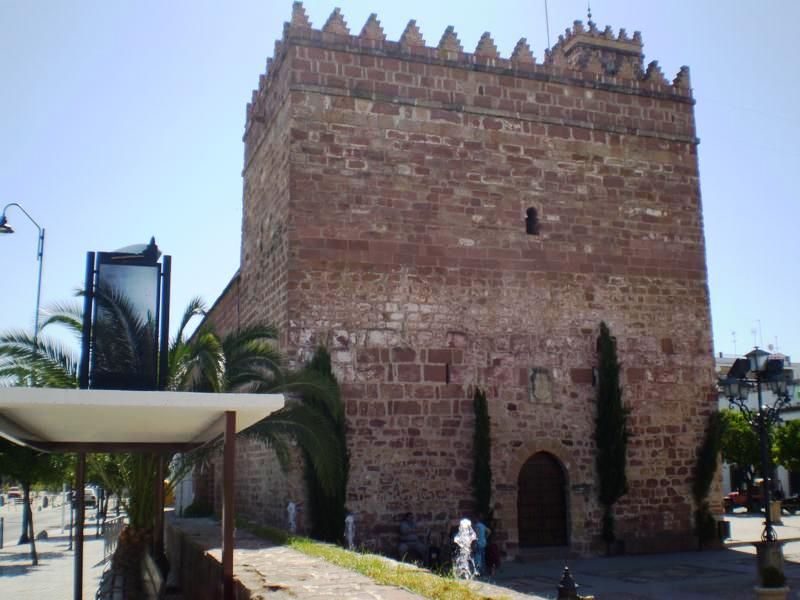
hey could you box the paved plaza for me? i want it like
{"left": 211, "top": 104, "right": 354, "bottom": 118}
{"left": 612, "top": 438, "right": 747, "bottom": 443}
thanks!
{"left": 2, "top": 504, "right": 800, "bottom": 599}
{"left": 0, "top": 502, "right": 106, "bottom": 599}
{"left": 490, "top": 538, "right": 800, "bottom": 599}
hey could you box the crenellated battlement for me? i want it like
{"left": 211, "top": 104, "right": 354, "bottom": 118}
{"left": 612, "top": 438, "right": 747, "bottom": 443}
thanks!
{"left": 277, "top": 3, "right": 687, "bottom": 84}
{"left": 546, "top": 19, "right": 644, "bottom": 78}
{"left": 244, "top": 3, "right": 694, "bottom": 152}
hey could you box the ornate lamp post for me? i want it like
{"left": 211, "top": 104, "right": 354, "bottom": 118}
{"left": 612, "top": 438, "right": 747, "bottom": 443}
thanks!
{"left": 719, "top": 347, "right": 798, "bottom": 542}
{"left": 0, "top": 203, "right": 46, "bottom": 347}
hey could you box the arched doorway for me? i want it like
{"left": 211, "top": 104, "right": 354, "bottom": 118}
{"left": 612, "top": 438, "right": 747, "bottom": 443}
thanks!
{"left": 517, "top": 451, "right": 568, "bottom": 547}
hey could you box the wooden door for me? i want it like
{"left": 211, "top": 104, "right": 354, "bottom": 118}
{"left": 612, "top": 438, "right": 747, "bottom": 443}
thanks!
{"left": 517, "top": 452, "right": 568, "bottom": 547}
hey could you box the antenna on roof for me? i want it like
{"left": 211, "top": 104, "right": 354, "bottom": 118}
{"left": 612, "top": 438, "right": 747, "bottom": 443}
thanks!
{"left": 544, "top": 0, "right": 551, "bottom": 51}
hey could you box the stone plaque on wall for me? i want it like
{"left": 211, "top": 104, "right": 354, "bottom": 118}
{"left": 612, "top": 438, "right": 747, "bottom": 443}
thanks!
{"left": 528, "top": 368, "right": 552, "bottom": 402}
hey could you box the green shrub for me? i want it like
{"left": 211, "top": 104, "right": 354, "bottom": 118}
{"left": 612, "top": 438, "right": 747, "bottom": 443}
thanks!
{"left": 182, "top": 500, "right": 213, "bottom": 518}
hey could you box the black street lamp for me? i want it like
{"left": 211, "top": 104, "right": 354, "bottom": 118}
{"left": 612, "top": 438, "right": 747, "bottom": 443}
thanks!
{"left": 0, "top": 203, "right": 46, "bottom": 348}
{"left": 719, "top": 347, "right": 799, "bottom": 542}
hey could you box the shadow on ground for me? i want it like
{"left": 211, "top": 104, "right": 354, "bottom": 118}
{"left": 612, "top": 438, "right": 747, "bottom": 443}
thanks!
{"left": 0, "top": 550, "right": 66, "bottom": 578}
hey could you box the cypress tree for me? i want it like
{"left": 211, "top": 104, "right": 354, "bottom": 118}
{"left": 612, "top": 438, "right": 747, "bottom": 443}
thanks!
{"left": 472, "top": 388, "right": 493, "bottom": 520}
{"left": 303, "top": 346, "right": 349, "bottom": 543}
{"left": 692, "top": 411, "right": 723, "bottom": 546}
{"left": 595, "top": 322, "right": 630, "bottom": 545}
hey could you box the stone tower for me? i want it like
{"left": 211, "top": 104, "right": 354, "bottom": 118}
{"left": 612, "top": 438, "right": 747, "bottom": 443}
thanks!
{"left": 201, "top": 3, "right": 717, "bottom": 557}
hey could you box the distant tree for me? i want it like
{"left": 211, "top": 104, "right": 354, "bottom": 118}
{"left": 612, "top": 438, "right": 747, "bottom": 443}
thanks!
{"left": 595, "top": 322, "right": 630, "bottom": 547}
{"left": 719, "top": 408, "right": 761, "bottom": 489}
{"left": 0, "top": 302, "right": 79, "bottom": 564}
{"left": 0, "top": 439, "right": 69, "bottom": 564}
{"left": 773, "top": 420, "right": 800, "bottom": 474}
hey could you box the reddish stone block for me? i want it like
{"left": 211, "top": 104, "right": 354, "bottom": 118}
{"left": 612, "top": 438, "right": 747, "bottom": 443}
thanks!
{"left": 392, "top": 347, "right": 416, "bottom": 362}
{"left": 393, "top": 400, "right": 422, "bottom": 415}
{"left": 570, "top": 368, "right": 594, "bottom": 384}
{"left": 397, "top": 364, "right": 421, "bottom": 382}
{"left": 413, "top": 386, "right": 436, "bottom": 399}
{"left": 429, "top": 400, "right": 452, "bottom": 415}
{"left": 341, "top": 384, "right": 365, "bottom": 398}
{"left": 427, "top": 349, "right": 451, "bottom": 363}
{"left": 424, "top": 364, "right": 446, "bottom": 382}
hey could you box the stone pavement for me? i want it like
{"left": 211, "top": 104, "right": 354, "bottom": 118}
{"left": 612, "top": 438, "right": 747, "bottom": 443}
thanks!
{"left": 171, "top": 512, "right": 800, "bottom": 600}
{"left": 486, "top": 510, "right": 800, "bottom": 599}
{"left": 489, "top": 541, "right": 800, "bottom": 599}
{"left": 3, "top": 509, "right": 800, "bottom": 599}
{"left": 0, "top": 515, "right": 106, "bottom": 599}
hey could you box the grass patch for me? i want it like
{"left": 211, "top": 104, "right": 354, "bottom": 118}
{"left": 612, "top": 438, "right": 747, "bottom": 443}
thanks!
{"left": 236, "top": 518, "right": 494, "bottom": 600}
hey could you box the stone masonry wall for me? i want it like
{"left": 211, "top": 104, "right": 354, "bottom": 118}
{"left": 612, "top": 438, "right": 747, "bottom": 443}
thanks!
{"left": 196, "top": 282, "right": 311, "bottom": 531}
{"left": 196, "top": 78, "right": 312, "bottom": 528}
{"left": 204, "top": 273, "right": 241, "bottom": 334}
{"left": 204, "top": 3, "right": 719, "bottom": 558}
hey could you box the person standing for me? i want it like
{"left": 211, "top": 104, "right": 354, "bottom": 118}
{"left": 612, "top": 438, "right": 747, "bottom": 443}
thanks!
{"left": 474, "top": 513, "right": 491, "bottom": 575}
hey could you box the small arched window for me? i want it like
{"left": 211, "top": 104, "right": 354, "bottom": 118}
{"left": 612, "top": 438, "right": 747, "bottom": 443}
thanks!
{"left": 525, "top": 207, "right": 539, "bottom": 235}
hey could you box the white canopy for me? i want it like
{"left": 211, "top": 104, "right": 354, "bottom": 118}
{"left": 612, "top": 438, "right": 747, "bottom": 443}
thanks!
{"left": 0, "top": 386, "right": 277, "bottom": 600}
{"left": 0, "top": 387, "right": 283, "bottom": 451}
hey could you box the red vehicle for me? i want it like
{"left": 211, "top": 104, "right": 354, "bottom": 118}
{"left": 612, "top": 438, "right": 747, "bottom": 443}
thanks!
{"left": 6, "top": 486, "right": 23, "bottom": 504}
{"left": 724, "top": 488, "right": 763, "bottom": 513}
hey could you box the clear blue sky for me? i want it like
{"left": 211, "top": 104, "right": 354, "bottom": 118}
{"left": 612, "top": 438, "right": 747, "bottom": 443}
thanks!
{"left": 1, "top": 1, "right": 798, "bottom": 359}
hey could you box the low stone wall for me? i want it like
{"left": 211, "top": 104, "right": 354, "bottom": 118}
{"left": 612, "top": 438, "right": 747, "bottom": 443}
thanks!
{"left": 164, "top": 514, "right": 532, "bottom": 599}
{"left": 164, "top": 514, "right": 428, "bottom": 599}
{"left": 165, "top": 516, "right": 251, "bottom": 600}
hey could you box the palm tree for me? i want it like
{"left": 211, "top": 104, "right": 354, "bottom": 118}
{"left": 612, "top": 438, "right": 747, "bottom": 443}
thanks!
{"left": 0, "top": 295, "right": 345, "bottom": 566}
{"left": 302, "top": 347, "right": 349, "bottom": 543}
{"left": 168, "top": 301, "right": 344, "bottom": 495}
{"left": 0, "top": 304, "right": 81, "bottom": 559}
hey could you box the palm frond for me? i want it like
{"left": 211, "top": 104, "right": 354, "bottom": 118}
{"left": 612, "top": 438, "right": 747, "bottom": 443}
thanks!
{"left": 171, "top": 332, "right": 226, "bottom": 392}
{"left": 39, "top": 301, "right": 84, "bottom": 341}
{"left": 243, "top": 404, "right": 344, "bottom": 496}
{"left": 222, "top": 328, "right": 286, "bottom": 393}
{"left": 0, "top": 330, "right": 78, "bottom": 388}
{"left": 285, "top": 368, "right": 343, "bottom": 425}
{"left": 172, "top": 297, "right": 206, "bottom": 348}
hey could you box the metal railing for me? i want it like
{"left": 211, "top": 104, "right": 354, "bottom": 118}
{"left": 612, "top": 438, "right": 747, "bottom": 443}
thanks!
{"left": 102, "top": 516, "right": 126, "bottom": 562}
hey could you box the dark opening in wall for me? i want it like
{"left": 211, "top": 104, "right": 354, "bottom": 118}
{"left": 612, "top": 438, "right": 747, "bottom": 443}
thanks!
{"left": 526, "top": 207, "right": 539, "bottom": 235}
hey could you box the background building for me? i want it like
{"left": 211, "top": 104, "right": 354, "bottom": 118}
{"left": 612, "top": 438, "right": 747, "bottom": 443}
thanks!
{"left": 196, "top": 3, "right": 718, "bottom": 557}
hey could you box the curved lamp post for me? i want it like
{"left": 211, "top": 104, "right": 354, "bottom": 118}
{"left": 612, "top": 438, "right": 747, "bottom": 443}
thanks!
{"left": 0, "top": 203, "right": 45, "bottom": 348}
{"left": 719, "top": 347, "right": 799, "bottom": 542}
